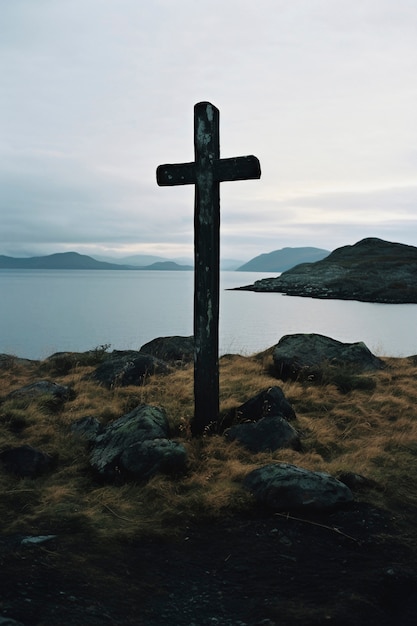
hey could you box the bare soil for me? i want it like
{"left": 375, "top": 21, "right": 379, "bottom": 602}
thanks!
{"left": 1, "top": 501, "right": 417, "bottom": 626}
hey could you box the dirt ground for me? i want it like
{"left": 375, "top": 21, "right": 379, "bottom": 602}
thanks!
{"left": 1, "top": 500, "right": 417, "bottom": 626}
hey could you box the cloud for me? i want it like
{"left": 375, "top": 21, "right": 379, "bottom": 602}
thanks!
{"left": 220, "top": 183, "right": 417, "bottom": 255}
{"left": 0, "top": 152, "right": 171, "bottom": 250}
{"left": 1, "top": 1, "right": 417, "bottom": 259}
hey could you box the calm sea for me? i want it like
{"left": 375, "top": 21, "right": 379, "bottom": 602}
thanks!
{"left": 1, "top": 269, "right": 416, "bottom": 360}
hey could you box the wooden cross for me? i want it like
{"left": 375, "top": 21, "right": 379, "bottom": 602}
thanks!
{"left": 157, "top": 102, "right": 261, "bottom": 435}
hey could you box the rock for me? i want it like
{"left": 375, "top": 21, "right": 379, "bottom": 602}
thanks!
{"left": 20, "top": 535, "right": 57, "bottom": 546}
{"left": 5, "top": 380, "right": 75, "bottom": 403}
{"left": 226, "top": 416, "right": 301, "bottom": 453}
{"left": 234, "top": 386, "right": 296, "bottom": 422}
{"left": 244, "top": 463, "right": 353, "bottom": 511}
{"left": 139, "top": 336, "right": 194, "bottom": 364}
{"left": 338, "top": 471, "right": 378, "bottom": 491}
{"left": 0, "top": 445, "right": 55, "bottom": 478}
{"left": 89, "top": 404, "right": 186, "bottom": 481}
{"left": 70, "top": 416, "right": 103, "bottom": 442}
{"left": 89, "top": 352, "right": 170, "bottom": 388}
{"left": 0, "top": 354, "right": 16, "bottom": 370}
{"left": 119, "top": 438, "right": 187, "bottom": 481}
{"left": 41, "top": 347, "right": 110, "bottom": 374}
{"left": 236, "top": 238, "right": 417, "bottom": 303}
{"left": 0, "top": 354, "right": 38, "bottom": 369}
{"left": 272, "top": 333, "right": 384, "bottom": 381}
{"left": 0, "top": 616, "right": 26, "bottom": 626}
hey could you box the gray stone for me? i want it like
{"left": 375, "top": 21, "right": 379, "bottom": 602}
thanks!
{"left": 0, "top": 617, "right": 26, "bottom": 626}
{"left": 5, "top": 380, "right": 75, "bottom": 403}
{"left": 272, "top": 333, "right": 384, "bottom": 381}
{"left": 226, "top": 416, "right": 301, "bottom": 453}
{"left": 20, "top": 535, "right": 57, "bottom": 546}
{"left": 0, "top": 354, "right": 38, "bottom": 369}
{"left": 0, "top": 445, "right": 55, "bottom": 478}
{"left": 119, "top": 438, "right": 187, "bottom": 481}
{"left": 244, "top": 463, "right": 353, "bottom": 511}
{"left": 41, "top": 347, "right": 110, "bottom": 374}
{"left": 234, "top": 386, "right": 296, "bottom": 422}
{"left": 89, "top": 353, "right": 169, "bottom": 388}
{"left": 70, "top": 416, "right": 103, "bottom": 442}
{"left": 139, "top": 336, "right": 194, "bottom": 364}
{"left": 89, "top": 404, "right": 174, "bottom": 480}
{"left": 338, "top": 471, "right": 378, "bottom": 491}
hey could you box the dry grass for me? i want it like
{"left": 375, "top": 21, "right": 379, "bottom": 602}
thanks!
{"left": 1, "top": 351, "right": 417, "bottom": 541}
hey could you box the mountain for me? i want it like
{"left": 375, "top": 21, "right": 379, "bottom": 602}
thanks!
{"left": 237, "top": 247, "right": 330, "bottom": 272}
{"left": 95, "top": 254, "right": 168, "bottom": 266}
{"left": 234, "top": 238, "right": 417, "bottom": 304}
{"left": 145, "top": 261, "right": 193, "bottom": 271}
{"left": 0, "top": 252, "right": 192, "bottom": 271}
{"left": 0, "top": 252, "right": 134, "bottom": 270}
{"left": 96, "top": 254, "right": 243, "bottom": 270}
{"left": 221, "top": 259, "right": 245, "bottom": 270}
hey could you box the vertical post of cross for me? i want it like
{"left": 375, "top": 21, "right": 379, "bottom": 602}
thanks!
{"left": 193, "top": 102, "right": 221, "bottom": 435}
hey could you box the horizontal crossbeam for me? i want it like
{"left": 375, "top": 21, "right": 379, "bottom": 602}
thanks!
{"left": 215, "top": 156, "right": 261, "bottom": 182}
{"left": 156, "top": 162, "right": 195, "bottom": 186}
{"left": 156, "top": 155, "right": 261, "bottom": 187}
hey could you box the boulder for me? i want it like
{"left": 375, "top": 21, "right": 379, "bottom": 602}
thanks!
{"left": 89, "top": 352, "right": 170, "bottom": 388}
{"left": 234, "top": 386, "right": 296, "bottom": 422}
{"left": 0, "top": 617, "right": 26, "bottom": 626}
{"left": 5, "top": 380, "right": 75, "bottom": 403}
{"left": 226, "top": 416, "right": 301, "bottom": 453}
{"left": 89, "top": 404, "right": 187, "bottom": 481}
{"left": 119, "top": 439, "right": 187, "bottom": 481}
{"left": 337, "top": 471, "right": 378, "bottom": 491}
{"left": 41, "top": 347, "right": 110, "bottom": 374}
{"left": 244, "top": 463, "right": 353, "bottom": 511}
{"left": 0, "top": 445, "right": 55, "bottom": 478}
{"left": 0, "top": 354, "right": 38, "bottom": 369}
{"left": 273, "top": 333, "right": 384, "bottom": 381}
{"left": 20, "top": 535, "right": 57, "bottom": 547}
{"left": 70, "top": 416, "right": 103, "bottom": 442}
{"left": 139, "top": 336, "right": 194, "bottom": 364}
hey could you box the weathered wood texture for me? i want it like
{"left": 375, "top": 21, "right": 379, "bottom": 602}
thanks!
{"left": 157, "top": 102, "right": 261, "bottom": 435}
{"left": 156, "top": 156, "right": 260, "bottom": 186}
{"left": 193, "top": 103, "right": 221, "bottom": 436}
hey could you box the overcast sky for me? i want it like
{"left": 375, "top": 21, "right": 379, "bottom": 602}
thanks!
{"left": 1, "top": 0, "right": 417, "bottom": 261}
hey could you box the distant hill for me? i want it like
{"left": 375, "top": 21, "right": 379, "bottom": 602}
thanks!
{"left": 235, "top": 238, "right": 417, "bottom": 303}
{"left": 237, "top": 247, "right": 330, "bottom": 272}
{"left": 221, "top": 259, "right": 245, "bottom": 270}
{"left": 97, "top": 254, "right": 243, "bottom": 270}
{"left": 0, "top": 252, "right": 191, "bottom": 271}
{"left": 0, "top": 252, "right": 134, "bottom": 270}
{"left": 95, "top": 253, "right": 168, "bottom": 266}
{"left": 145, "top": 261, "right": 193, "bottom": 271}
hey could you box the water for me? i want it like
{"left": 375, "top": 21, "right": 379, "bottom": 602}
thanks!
{"left": 1, "top": 269, "right": 416, "bottom": 360}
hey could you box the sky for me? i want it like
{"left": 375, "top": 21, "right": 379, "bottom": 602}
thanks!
{"left": 1, "top": 0, "right": 417, "bottom": 262}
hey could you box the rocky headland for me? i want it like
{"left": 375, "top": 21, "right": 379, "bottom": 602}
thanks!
{"left": 235, "top": 237, "right": 417, "bottom": 303}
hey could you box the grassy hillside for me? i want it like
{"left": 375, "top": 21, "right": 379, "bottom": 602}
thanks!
{"left": 1, "top": 349, "right": 417, "bottom": 544}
